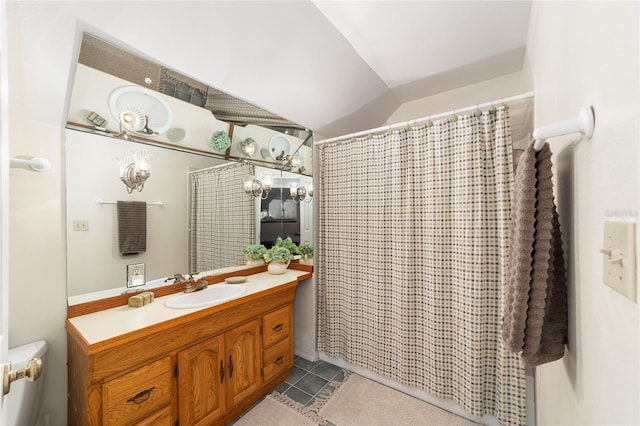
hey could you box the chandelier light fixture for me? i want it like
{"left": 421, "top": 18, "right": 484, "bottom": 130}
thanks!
{"left": 117, "top": 149, "right": 152, "bottom": 193}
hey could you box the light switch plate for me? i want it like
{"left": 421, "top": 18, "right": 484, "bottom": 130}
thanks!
{"left": 602, "top": 220, "right": 636, "bottom": 302}
{"left": 72, "top": 220, "right": 89, "bottom": 231}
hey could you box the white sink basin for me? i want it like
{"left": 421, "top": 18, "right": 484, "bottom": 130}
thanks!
{"left": 164, "top": 284, "right": 247, "bottom": 309}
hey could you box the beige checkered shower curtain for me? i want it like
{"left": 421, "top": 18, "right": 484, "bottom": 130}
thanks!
{"left": 190, "top": 163, "right": 255, "bottom": 272}
{"left": 317, "top": 107, "right": 526, "bottom": 425}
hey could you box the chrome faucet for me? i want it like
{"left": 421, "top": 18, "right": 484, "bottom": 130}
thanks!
{"left": 165, "top": 273, "right": 186, "bottom": 283}
{"left": 183, "top": 278, "right": 208, "bottom": 293}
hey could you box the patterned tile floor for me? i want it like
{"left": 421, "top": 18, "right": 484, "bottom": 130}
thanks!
{"left": 273, "top": 356, "right": 348, "bottom": 408}
{"left": 237, "top": 356, "right": 477, "bottom": 426}
{"left": 232, "top": 356, "right": 346, "bottom": 426}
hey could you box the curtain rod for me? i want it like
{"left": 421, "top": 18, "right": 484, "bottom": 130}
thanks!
{"left": 315, "top": 91, "right": 535, "bottom": 146}
{"left": 188, "top": 161, "right": 248, "bottom": 175}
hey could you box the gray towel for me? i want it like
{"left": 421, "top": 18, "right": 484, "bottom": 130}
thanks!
{"left": 117, "top": 201, "right": 147, "bottom": 255}
{"left": 502, "top": 141, "right": 568, "bottom": 367}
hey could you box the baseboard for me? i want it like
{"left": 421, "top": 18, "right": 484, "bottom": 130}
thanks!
{"left": 294, "top": 348, "right": 319, "bottom": 362}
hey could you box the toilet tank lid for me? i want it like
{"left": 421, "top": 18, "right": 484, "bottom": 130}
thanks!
{"left": 9, "top": 340, "right": 48, "bottom": 365}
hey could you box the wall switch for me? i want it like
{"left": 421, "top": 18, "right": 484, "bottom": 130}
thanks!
{"left": 602, "top": 220, "right": 636, "bottom": 303}
{"left": 73, "top": 220, "right": 89, "bottom": 231}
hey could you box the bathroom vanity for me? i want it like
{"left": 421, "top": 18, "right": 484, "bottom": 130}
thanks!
{"left": 66, "top": 268, "right": 311, "bottom": 426}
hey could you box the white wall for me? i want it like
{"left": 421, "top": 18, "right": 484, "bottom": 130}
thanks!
{"left": 383, "top": 70, "right": 534, "bottom": 152}
{"left": 7, "top": 19, "right": 69, "bottom": 421}
{"left": 8, "top": 120, "right": 66, "bottom": 426}
{"left": 65, "top": 130, "right": 222, "bottom": 300}
{"left": 6, "top": 4, "right": 312, "bottom": 423}
{"left": 527, "top": 2, "right": 639, "bottom": 425}
{"left": 384, "top": 70, "right": 530, "bottom": 123}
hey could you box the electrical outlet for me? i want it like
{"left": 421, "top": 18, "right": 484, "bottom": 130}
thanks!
{"left": 127, "top": 263, "right": 145, "bottom": 288}
{"left": 73, "top": 220, "right": 89, "bottom": 231}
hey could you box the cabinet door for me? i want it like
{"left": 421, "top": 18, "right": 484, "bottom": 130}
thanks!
{"left": 225, "top": 319, "right": 262, "bottom": 408}
{"left": 178, "top": 335, "right": 226, "bottom": 426}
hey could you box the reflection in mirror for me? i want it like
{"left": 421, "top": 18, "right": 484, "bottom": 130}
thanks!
{"left": 259, "top": 173, "right": 313, "bottom": 248}
{"left": 71, "top": 33, "right": 313, "bottom": 174}
{"left": 189, "top": 162, "right": 256, "bottom": 273}
{"left": 65, "top": 33, "right": 313, "bottom": 305}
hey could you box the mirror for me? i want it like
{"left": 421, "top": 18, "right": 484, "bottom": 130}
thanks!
{"left": 65, "top": 33, "right": 313, "bottom": 305}
{"left": 68, "top": 33, "right": 313, "bottom": 174}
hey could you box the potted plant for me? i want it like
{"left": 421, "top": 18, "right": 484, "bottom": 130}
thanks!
{"left": 263, "top": 246, "right": 292, "bottom": 275}
{"left": 209, "top": 130, "right": 231, "bottom": 152}
{"left": 243, "top": 243, "right": 267, "bottom": 267}
{"left": 298, "top": 242, "right": 314, "bottom": 265}
{"left": 274, "top": 236, "right": 300, "bottom": 256}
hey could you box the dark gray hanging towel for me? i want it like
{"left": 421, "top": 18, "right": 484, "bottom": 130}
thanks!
{"left": 502, "top": 141, "right": 568, "bottom": 367}
{"left": 117, "top": 201, "right": 147, "bottom": 255}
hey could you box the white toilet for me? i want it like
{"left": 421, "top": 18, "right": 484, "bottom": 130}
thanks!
{"left": 6, "top": 340, "right": 48, "bottom": 426}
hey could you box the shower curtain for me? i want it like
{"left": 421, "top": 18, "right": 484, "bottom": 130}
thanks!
{"left": 190, "top": 162, "right": 255, "bottom": 272}
{"left": 317, "top": 107, "right": 526, "bottom": 425}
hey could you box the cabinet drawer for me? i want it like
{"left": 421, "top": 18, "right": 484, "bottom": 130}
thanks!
{"left": 263, "top": 305, "right": 291, "bottom": 348}
{"left": 263, "top": 338, "right": 292, "bottom": 383}
{"left": 133, "top": 405, "right": 173, "bottom": 426}
{"left": 103, "top": 356, "right": 173, "bottom": 426}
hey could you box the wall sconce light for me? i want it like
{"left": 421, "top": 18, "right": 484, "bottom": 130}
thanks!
{"left": 240, "top": 138, "right": 256, "bottom": 157}
{"left": 243, "top": 174, "right": 273, "bottom": 199}
{"left": 282, "top": 154, "right": 301, "bottom": 171}
{"left": 117, "top": 149, "right": 152, "bottom": 193}
{"left": 116, "top": 108, "right": 146, "bottom": 140}
{"left": 290, "top": 184, "right": 313, "bottom": 203}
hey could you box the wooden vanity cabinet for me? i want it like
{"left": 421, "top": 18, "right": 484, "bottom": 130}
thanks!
{"left": 67, "top": 281, "right": 299, "bottom": 426}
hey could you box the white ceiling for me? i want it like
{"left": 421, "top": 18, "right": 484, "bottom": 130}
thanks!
{"left": 314, "top": 1, "right": 530, "bottom": 98}
{"left": 7, "top": 1, "right": 531, "bottom": 139}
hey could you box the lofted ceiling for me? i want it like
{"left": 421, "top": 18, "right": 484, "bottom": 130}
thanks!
{"left": 313, "top": 1, "right": 530, "bottom": 102}
{"left": 7, "top": 1, "right": 531, "bottom": 139}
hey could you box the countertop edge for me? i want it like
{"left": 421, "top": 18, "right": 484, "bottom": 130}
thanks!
{"left": 67, "top": 271, "right": 309, "bottom": 352}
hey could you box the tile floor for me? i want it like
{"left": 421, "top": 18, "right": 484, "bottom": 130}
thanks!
{"left": 273, "top": 356, "right": 348, "bottom": 407}
{"left": 237, "top": 356, "right": 477, "bottom": 426}
{"left": 232, "top": 356, "right": 346, "bottom": 426}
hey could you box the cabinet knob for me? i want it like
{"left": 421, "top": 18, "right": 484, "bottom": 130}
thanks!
{"left": 272, "top": 323, "right": 284, "bottom": 332}
{"left": 220, "top": 360, "right": 225, "bottom": 384}
{"left": 274, "top": 356, "right": 284, "bottom": 365}
{"left": 229, "top": 356, "right": 234, "bottom": 378}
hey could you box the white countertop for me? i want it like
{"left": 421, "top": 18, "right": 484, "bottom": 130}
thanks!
{"left": 67, "top": 266, "right": 251, "bottom": 306}
{"left": 68, "top": 270, "right": 309, "bottom": 346}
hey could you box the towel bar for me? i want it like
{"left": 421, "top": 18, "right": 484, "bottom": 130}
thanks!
{"left": 96, "top": 198, "right": 164, "bottom": 206}
{"left": 9, "top": 157, "right": 51, "bottom": 172}
{"left": 533, "top": 106, "right": 595, "bottom": 151}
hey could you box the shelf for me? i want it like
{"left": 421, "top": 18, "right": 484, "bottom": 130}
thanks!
{"left": 261, "top": 218, "right": 297, "bottom": 223}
